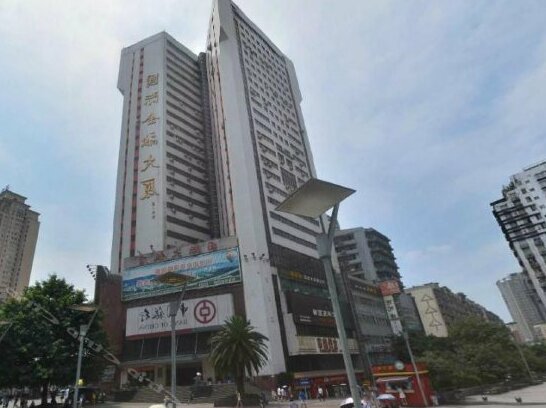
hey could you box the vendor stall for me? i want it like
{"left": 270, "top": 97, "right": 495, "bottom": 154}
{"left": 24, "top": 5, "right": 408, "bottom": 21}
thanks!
{"left": 372, "top": 362, "right": 433, "bottom": 407}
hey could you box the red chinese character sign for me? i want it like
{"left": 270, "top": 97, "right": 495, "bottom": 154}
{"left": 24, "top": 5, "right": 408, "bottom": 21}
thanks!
{"left": 379, "top": 280, "right": 401, "bottom": 296}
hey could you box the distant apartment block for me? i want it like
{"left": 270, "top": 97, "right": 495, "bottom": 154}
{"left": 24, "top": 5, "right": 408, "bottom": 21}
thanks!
{"left": 491, "top": 161, "right": 546, "bottom": 312}
{"left": 0, "top": 187, "right": 40, "bottom": 301}
{"left": 334, "top": 227, "right": 422, "bottom": 342}
{"left": 334, "top": 227, "right": 400, "bottom": 282}
{"left": 497, "top": 272, "right": 546, "bottom": 343}
{"left": 406, "top": 283, "right": 504, "bottom": 337}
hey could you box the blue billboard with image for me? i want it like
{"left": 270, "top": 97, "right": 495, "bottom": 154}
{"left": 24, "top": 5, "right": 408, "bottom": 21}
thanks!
{"left": 122, "top": 247, "right": 241, "bottom": 300}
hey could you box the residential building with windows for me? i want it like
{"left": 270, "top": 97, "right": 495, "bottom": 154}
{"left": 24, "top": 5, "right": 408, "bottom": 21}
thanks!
{"left": 497, "top": 272, "right": 546, "bottom": 343}
{"left": 491, "top": 160, "right": 546, "bottom": 314}
{"left": 0, "top": 187, "right": 40, "bottom": 301}
{"left": 406, "top": 283, "right": 504, "bottom": 337}
{"left": 110, "top": 0, "right": 363, "bottom": 388}
{"left": 334, "top": 228, "right": 422, "bottom": 336}
{"left": 111, "top": 32, "right": 218, "bottom": 277}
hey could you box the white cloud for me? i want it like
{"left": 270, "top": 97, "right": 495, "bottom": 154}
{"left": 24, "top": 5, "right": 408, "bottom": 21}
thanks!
{"left": 1, "top": 0, "right": 545, "bottom": 319}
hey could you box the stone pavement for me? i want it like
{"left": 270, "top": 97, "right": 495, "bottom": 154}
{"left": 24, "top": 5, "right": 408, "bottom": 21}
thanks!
{"left": 45, "top": 383, "right": 546, "bottom": 408}
{"left": 463, "top": 381, "right": 546, "bottom": 406}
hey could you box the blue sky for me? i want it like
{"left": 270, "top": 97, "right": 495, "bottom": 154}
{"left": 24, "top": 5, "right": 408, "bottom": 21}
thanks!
{"left": 1, "top": 0, "right": 546, "bottom": 321}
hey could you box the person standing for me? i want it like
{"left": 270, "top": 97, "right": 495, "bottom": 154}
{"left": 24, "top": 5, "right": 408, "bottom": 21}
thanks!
{"left": 317, "top": 386, "right": 324, "bottom": 402}
{"left": 397, "top": 388, "right": 407, "bottom": 406}
{"left": 298, "top": 390, "right": 307, "bottom": 408}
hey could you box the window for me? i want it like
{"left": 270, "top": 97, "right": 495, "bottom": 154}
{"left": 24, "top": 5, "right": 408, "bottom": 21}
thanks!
{"left": 281, "top": 168, "right": 297, "bottom": 191}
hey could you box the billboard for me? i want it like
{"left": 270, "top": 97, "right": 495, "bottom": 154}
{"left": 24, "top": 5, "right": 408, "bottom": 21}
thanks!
{"left": 122, "top": 247, "right": 241, "bottom": 301}
{"left": 126, "top": 294, "right": 234, "bottom": 338}
{"left": 285, "top": 292, "right": 336, "bottom": 327}
{"left": 379, "top": 280, "right": 401, "bottom": 296}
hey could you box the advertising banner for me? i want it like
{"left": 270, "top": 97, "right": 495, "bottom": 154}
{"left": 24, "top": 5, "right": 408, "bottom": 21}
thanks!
{"left": 126, "top": 294, "right": 234, "bottom": 338}
{"left": 122, "top": 247, "right": 241, "bottom": 300}
{"left": 285, "top": 292, "right": 336, "bottom": 327}
{"left": 383, "top": 295, "right": 403, "bottom": 335}
{"left": 379, "top": 280, "right": 401, "bottom": 296}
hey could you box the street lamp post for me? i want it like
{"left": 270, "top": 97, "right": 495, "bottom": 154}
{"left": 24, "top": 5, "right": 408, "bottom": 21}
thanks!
{"left": 0, "top": 320, "right": 13, "bottom": 344}
{"left": 276, "top": 178, "right": 362, "bottom": 407}
{"left": 154, "top": 273, "right": 191, "bottom": 408}
{"left": 402, "top": 332, "right": 428, "bottom": 407}
{"left": 69, "top": 304, "right": 98, "bottom": 408}
{"left": 511, "top": 333, "right": 534, "bottom": 382}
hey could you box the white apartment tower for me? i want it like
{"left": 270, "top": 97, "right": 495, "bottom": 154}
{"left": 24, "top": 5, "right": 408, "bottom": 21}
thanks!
{"left": 112, "top": 1, "right": 359, "bottom": 378}
{"left": 205, "top": 0, "right": 325, "bottom": 374}
{"left": 492, "top": 161, "right": 546, "bottom": 312}
{"left": 0, "top": 187, "right": 40, "bottom": 301}
{"left": 497, "top": 272, "right": 546, "bottom": 343}
{"left": 111, "top": 33, "right": 218, "bottom": 275}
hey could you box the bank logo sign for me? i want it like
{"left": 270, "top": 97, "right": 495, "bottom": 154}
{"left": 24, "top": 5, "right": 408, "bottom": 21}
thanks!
{"left": 122, "top": 247, "right": 241, "bottom": 300}
{"left": 126, "top": 294, "right": 234, "bottom": 338}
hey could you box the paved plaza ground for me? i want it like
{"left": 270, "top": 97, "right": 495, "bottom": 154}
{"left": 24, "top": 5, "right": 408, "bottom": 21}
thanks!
{"left": 91, "top": 381, "right": 546, "bottom": 408}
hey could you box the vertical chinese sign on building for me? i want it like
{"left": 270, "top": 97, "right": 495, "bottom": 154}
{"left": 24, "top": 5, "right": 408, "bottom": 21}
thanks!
{"left": 137, "top": 67, "right": 162, "bottom": 250}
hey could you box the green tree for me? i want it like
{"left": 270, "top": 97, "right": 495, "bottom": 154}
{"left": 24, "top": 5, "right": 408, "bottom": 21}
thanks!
{"left": 391, "top": 318, "right": 533, "bottom": 390}
{"left": 209, "top": 315, "right": 269, "bottom": 396}
{"left": 0, "top": 275, "right": 108, "bottom": 405}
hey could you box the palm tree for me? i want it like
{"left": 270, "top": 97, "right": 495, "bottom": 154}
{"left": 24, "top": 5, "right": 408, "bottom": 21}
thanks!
{"left": 209, "top": 315, "right": 269, "bottom": 396}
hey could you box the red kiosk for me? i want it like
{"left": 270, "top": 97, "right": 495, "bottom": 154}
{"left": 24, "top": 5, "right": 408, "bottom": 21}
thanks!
{"left": 372, "top": 362, "right": 433, "bottom": 407}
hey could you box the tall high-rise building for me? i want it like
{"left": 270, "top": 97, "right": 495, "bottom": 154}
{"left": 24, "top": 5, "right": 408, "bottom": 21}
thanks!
{"left": 491, "top": 160, "right": 546, "bottom": 312}
{"left": 111, "top": 0, "right": 362, "bottom": 381}
{"left": 0, "top": 187, "right": 40, "bottom": 301}
{"left": 497, "top": 272, "right": 546, "bottom": 343}
{"left": 111, "top": 33, "right": 218, "bottom": 276}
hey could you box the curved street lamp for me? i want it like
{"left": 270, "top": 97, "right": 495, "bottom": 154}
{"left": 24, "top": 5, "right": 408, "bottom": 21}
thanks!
{"left": 69, "top": 304, "right": 98, "bottom": 408}
{"left": 276, "top": 178, "right": 363, "bottom": 407}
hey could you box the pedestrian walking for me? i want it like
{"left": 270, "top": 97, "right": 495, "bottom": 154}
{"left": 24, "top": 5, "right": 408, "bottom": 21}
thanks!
{"left": 317, "top": 386, "right": 324, "bottom": 401}
{"left": 397, "top": 388, "right": 407, "bottom": 406}
{"left": 298, "top": 390, "right": 307, "bottom": 408}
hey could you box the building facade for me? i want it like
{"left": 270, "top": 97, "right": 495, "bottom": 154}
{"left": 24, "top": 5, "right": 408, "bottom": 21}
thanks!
{"left": 337, "top": 273, "right": 394, "bottom": 365}
{"left": 491, "top": 161, "right": 546, "bottom": 313}
{"left": 333, "top": 228, "right": 394, "bottom": 364}
{"left": 111, "top": 0, "right": 362, "bottom": 384}
{"left": 497, "top": 272, "right": 546, "bottom": 343}
{"left": 406, "top": 283, "right": 504, "bottom": 337}
{"left": 111, "top": 32, "right": 218, "bottom": 276}
{"left": 334, "top": 228, "right": 422, "bottom": 336}
{"left": 0, "top": 187, "right": 40, "bottom": 302}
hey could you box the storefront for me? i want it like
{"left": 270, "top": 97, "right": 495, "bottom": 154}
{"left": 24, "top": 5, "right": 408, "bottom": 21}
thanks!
{"left": 292, "top": 370, "right": 367, "bottom": 400}
{"left": 372, "top": 362, "right": 433, "bottom": 407}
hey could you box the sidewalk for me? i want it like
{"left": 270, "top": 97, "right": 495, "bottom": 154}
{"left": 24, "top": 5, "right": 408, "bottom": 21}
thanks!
{"left": 464, "top": 381, "right": 546, "bottom": 405}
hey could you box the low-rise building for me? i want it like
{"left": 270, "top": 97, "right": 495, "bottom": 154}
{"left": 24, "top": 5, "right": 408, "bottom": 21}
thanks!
{"left": 334, "top": 228, "right": 423, "bottom": 337}
{"left": 406, "top": 283, "right": 504, "bottom": 337}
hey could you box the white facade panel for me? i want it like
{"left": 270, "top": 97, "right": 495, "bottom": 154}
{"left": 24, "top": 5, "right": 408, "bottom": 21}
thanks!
{"left": 126, "top": 293, "right": 234, "bottom": 337}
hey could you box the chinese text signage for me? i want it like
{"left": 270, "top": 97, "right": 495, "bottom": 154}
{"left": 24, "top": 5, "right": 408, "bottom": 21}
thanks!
{"left": 125, "top": 294, "right": 234, "bottom": 338}
{"left": 122, "top": 247, "right": 241, "bottom": 300}
{"left": 379, "top": 280, "right": 401, "bottom": 296}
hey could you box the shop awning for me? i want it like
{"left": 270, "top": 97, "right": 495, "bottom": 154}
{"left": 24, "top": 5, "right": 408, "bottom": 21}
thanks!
{"left": 293, "top": 369, "right": 365, "bottom": 379}
{"left": 376, "top": 376, "right": 410, "bottom": 383}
